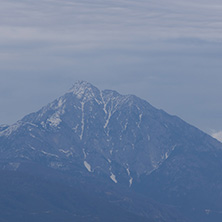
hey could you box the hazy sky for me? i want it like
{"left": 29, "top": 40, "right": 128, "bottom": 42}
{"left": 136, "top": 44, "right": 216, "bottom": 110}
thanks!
{"left": 1, "top": 0, "right": 222, "bottom": 139}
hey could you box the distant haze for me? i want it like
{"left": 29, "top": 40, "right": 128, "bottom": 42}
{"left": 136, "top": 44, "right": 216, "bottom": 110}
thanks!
{"left": 0, "top": 0, "right": 222, "bottom": 140}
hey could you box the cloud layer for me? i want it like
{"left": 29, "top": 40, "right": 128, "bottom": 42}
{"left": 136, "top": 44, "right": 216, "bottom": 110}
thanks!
{"left": 212, "top": 131, "right": 222, "bottom": 142}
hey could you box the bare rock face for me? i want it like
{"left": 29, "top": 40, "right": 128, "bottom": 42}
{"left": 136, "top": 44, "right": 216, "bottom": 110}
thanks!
{"left": 1, "top": 81, "right": 222, "bottom": 222}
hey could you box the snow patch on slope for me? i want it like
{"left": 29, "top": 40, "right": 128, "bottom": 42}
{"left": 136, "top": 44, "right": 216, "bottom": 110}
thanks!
{"left": 48, "top": 112, "right": 62, "bottom": 127}
{"left": 84, "top": 161, "right": 92, "bottom": 172}
{"left": 41, "top": 150, "right": 58, "bottom": 158}
{"left": 126, "top": 167, "right": 133, "bottom": 187}
{"left": 80, "top": 102, "right": 85, "bottom": 140}
{"left": 110, "top": 172, "right": 118, "bottom": 183}
{"left": 0, "top": 121, "right": 22, "bottom": 137}
{"left": 211, "top": 131, "right": 222, "bottom": 142}
{"left": 137, "top": 113, "right": 142, "bottom": 127}
{"left": 104, "top": 110, "right": 111, "bottom": 129}
{"left": 59, "top": 149, "right": 73, "bottom": 157}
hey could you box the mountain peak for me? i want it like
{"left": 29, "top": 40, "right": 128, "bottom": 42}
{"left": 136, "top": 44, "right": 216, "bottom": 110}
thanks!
{"left": 68, "top": 81, "right": 100, "bottom": 101}
{"left": 69, "top": 80, "right": 96, "bottom": 91}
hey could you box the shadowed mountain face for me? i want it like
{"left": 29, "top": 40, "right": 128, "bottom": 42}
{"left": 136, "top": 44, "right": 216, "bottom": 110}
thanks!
{"left": 0, "top": 81, "right": 222, "bottom": 221}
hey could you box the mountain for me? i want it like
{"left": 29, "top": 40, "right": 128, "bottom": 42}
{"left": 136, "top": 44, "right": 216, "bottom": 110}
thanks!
{"left": 0, "top": 81, "right": 222, "bottom": 221}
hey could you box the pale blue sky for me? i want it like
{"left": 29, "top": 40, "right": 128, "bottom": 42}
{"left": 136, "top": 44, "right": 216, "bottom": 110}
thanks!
{"left": 0, "top": 0, "right": 222, "bottom": 138}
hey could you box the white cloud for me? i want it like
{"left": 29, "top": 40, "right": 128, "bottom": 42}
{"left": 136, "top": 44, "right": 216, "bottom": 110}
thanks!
{"left": 1, "top": 0, "right": 222, "bottom": 44}
{"left": 211, "top": 131, "right": 222, "bottom": 142}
